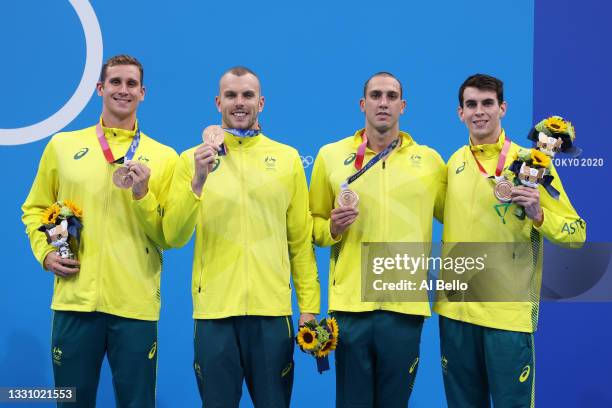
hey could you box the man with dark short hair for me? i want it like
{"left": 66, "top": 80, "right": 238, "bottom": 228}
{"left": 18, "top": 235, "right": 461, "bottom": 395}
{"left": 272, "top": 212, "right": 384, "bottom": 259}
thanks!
{"left": 309, "top": 72, "right": 446, "bottom": 407}
{"left": 163, "top": 66, "right": 320, "bottom": 408}
{"left": 434, "top": 73, "right": 586, "bottom": 407}
{"left": 22, "top": 54, "right": 178, "bottom": 407}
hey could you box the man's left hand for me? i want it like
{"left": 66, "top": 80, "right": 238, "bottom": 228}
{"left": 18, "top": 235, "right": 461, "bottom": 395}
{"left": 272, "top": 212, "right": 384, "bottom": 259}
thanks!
{"left": 299, "top": 313, "right": 317, "bottom": 327}
{"left": 128, "top": 161, "right": 151, "bottom": 200}
{"left": 511, "top": 186, "right": 544, "bottom": 225}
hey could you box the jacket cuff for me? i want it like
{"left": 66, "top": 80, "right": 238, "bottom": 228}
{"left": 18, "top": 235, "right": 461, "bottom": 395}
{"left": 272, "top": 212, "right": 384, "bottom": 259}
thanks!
{"left": 38, "top": 247, "right": 58, "bottom": 269}
{"left": 323, "top": 218, "right": 342, "bottom": 246}
{"left": 132, "top": 189, "right": 157, "bottom": 212}
{"left": 533, "top": 207, "right": 551, "bottom": 236}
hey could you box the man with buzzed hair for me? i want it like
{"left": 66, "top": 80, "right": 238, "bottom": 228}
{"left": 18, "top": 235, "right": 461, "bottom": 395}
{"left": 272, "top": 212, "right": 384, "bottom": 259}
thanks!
{"left": 22, "top": 54, "right": 177, "bottom": 407}
{"left": 164, "top": 66, "right": 320, "bottom": 407}
{"left": 309, "top": 72, "right": 446, "bottom": 407}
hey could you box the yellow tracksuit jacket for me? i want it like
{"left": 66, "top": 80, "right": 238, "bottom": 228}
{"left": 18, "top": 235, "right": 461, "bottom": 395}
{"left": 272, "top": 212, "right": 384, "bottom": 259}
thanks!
{"left": 434, "top": 130, "right": 586, "bottom": 332}
{"left": 163, "top": 132, "right": 320, "bottom": 319}
{"left": 22, "top": 121, "right": 177, "bottom": 321}
{"left": 309, "top": 129, "right": 446, "bottom": 316}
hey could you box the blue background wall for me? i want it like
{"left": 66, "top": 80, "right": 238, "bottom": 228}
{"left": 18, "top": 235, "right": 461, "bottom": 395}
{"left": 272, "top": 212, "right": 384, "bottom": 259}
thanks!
{"left": 533, "top": 0, "right": 612, "bottom": 406}
{"left": 0, "top": 0, "right": 609, "bottom": 406}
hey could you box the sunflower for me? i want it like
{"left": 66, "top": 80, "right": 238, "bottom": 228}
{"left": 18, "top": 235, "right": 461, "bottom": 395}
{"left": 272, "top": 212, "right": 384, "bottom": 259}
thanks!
{"left": 327, "top": 317, "right": 339, "bottom": 339}
{"left": 41, "top": 203, "right": 61, "bottom": 225}
{"left": 316, "top": 337, "right": 338, "bottom": 358}
{"left": 63, "top": 199, "right": 83, "bottom": 218}
{"left": 544, "top": 116, "right": 568, "bottom": 134}
{"left": 531, "top": 149, "right": 551, "bottom": 168}
{"left": 297, "top": 327, "right": 317, "bottom": 351}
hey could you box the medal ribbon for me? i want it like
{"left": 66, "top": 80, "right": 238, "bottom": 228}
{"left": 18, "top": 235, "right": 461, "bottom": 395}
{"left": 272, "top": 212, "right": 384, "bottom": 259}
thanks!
{"left": 95, "top": 123, "right": 141, "bottom": 164}
{"left": 340, "top": 137, "right": 399, "bottom": 190}
{"left": 354, "top": 130, "right": 368, "bottom": 170}
{"left": 471, "top": 136, "right": 511, "bottom": 179}
{"left": 223, "top": 128, "right": 260, "bottom": 137}
{"left": 471, "top": 136, "right": 512, "bottom": 217}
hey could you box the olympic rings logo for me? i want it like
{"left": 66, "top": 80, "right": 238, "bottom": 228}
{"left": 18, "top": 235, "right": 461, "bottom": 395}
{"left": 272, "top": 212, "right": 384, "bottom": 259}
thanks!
{"left": 301, "top": 155, "right": 314, "bottom": 168}
{"left": 0, "top": 0, "right": 103, "bottom": 145}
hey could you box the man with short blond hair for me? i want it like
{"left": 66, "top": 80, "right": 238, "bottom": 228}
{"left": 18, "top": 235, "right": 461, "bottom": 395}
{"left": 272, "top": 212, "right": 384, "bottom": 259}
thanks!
{"left": 22, "top": 54, "right": 177, "bottom": 407}
{"left": 164, "top": 66, "right": 320, "bottom": 407}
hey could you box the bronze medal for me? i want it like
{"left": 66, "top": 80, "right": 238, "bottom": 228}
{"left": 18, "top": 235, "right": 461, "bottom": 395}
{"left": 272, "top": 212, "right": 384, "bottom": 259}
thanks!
{"left": 494, "top": 179, "right": 513, "bottom": 203}
{"left": 337, "top": 189, "right": 359, "bottom": 208}
{"left": 113, "top": 166, "right": 133, "bottom": 189}
{"left": 202, "top": 125, "right": 225, "bottom": 146}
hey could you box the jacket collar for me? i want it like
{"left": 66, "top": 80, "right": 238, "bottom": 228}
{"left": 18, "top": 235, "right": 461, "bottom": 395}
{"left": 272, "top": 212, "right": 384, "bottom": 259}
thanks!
{"left": 351, "top": 128, "right": 414, "bottom": 153}
{"left": 222, "top": 131, "right": 264, "bottom": 150}
{"left": 469, "top": 129, "right": 508, "bottom": 159}
{"left": 99, "top": 117, "right": 139, "bottom": 143}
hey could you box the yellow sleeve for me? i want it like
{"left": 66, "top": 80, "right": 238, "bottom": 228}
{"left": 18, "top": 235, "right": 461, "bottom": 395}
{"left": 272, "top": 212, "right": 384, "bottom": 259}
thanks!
{"left": 287, "top": 153, "right": 320, "bottom": 314}
{"left": 432, "top": 150, "right": 447, "bottom": 223}
{"left": 309, "top": 150, "right": 342, "bottom": 247}
{"left": 162, "top": 150, "right": 202, "bottom": 248}
{"left": 132, "top": 150, "right": 178, "bottom": 250}
{"left": 21, "top": 139, "right": 60, "bottom": 267}
{"left": 534, "top": 164, "right": 586, "bottom": 247}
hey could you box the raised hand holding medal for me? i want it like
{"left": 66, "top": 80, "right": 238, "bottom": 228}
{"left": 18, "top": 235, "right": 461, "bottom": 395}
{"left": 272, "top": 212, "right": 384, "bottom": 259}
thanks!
{"left": 202, "top": 125, "right": 227, "bottom": 155}
{"left": 493, "top": 177, "right": 513, "bottom": 203}
{"left": 95, "top": 122, "right": 142, "bottom": 190}
{"left": 336, "top": 189, "right": 360, "bottom": 208}
{"left": 191, "top": 125, "right": 223, "bottom": 196}
{"left": 126, "top": 160, "right": 152, "bottom": 200}
{"left": 330, "top": 133, "right": 399, "bottom": 238}
{"left": 192, "top": 125, "right": 262, "bottom": 196}
{"left": 112, "top": 166, "right": 133, "bottom": 189}
{"left": 331, "top": 190, "right": 360, "bottom": 238}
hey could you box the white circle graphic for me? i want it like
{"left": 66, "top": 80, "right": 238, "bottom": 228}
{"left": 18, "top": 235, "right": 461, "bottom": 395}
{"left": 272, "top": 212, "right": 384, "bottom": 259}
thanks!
{"left": 0, "top": 0, "right": 103, "bottom": 145}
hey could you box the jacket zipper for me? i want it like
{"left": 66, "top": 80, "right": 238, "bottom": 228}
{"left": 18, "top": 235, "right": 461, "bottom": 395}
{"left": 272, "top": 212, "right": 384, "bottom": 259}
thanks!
{"left": 239, "top": 146, "right": 249, "bottom": 314}
{"left": 379, "top": 156, "right": 388, "bottom": 310}
{"left": 198, "top": 204, "right": 205, "bottom": 292}
{"left": 96, "top": 162, "right": 113, "bottom": 309}
{"left": 198, "top": 234, "right": 204, "bottom": 292}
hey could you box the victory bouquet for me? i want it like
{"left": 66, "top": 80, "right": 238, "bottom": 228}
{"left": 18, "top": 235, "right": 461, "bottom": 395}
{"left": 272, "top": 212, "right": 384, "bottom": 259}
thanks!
{"left": 296, "top": 317, "right": 339, "bottom": 373}
{"left": 527, "top": 115, "right": 581, "bottom": 158}
{"left": 505, "top": 115, "right": 580, "bottom": 219}
{"left": 38, "top": 200, "right": 83, "bottom": 259}
{"left": 508, "top": 148, "right": 558, "bottom": 198}
{"left": 509, "top": 115, "right": 581, "bottom": 196}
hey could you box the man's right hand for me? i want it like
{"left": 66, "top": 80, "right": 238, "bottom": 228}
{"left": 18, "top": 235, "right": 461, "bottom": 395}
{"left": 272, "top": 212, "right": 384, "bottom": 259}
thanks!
{"left": 43, "top": 252, "right": 80, "bottom": 277}
{"left": 330, "top": 206, "right": 359, "bottom": 239}
{"left": 192, "top": 143, "right": 220, "bottom": 196}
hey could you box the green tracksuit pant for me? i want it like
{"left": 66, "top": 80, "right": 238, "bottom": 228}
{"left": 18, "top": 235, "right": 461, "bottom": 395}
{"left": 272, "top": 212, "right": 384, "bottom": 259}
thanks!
{"left": 193, "top": 316, "right": 295, "bottom": 408}
{"left": 439, "top": 315, "right": 535, "bottom": 408}
{"left": 51, "top": 311, "right": 157, "bottom": 408}
{"left": 333, "top": 310, "right": 424, "bottom": 408}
